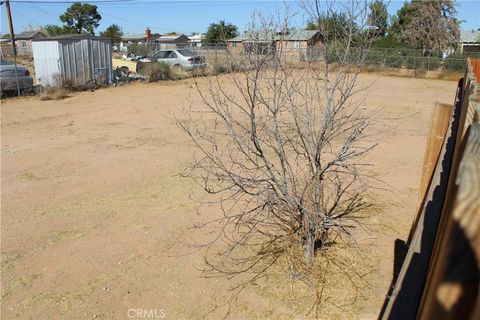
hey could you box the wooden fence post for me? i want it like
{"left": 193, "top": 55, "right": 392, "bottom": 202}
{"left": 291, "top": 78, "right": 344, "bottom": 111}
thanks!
{"left": 418, "top": 102, "right": 454, "bottom": 206}
{"left": 417, "top": 123, "right": 480, "bottom": 320}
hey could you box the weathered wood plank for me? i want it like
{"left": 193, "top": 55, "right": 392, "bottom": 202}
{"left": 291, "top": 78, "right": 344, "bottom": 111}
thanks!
{"left": 418, "top": 124, "right": 480, "bottom": 320}
{"left": 380, "top": 78, "right": 465, "bottom": 320}
{"left": 418, "top": 102, "right": 454, "bottom": 206}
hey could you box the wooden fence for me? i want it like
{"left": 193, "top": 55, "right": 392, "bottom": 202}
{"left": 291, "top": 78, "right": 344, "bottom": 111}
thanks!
{"left": 380, "top": 58, "right": 480, "bottom": 319}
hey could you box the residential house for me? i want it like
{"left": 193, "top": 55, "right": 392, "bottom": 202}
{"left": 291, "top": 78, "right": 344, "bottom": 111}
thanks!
{"left": 460, "top": 30, "right": 480, "bottom": 53}
{"left": 189, "top": 34, "right": 204, "bottom": 47}
{"left": 156, "top": 34, "right": 190, "bottom": 50}
{"left": 1, "top": 30, "right": 46, "bottom": 57}
{"left": 119, "top": 31, "right": 148, "bottom": 52}
{"left": 227, "top": 29, "right": 324, "bottom": 61}
{"left": 119, "top": 29, "right": 192, "bottom": 53}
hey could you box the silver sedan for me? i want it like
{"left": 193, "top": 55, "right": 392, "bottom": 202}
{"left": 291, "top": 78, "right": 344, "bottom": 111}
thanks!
{"left": 0, "top": 60, "right": 34, "bottom": 94}
{"left": 148, "top": 49, "right": 206, "bottom": 70}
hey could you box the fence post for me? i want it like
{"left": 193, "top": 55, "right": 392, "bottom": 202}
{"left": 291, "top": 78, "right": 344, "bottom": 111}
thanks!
{"left": 418, "top": 102, "right": 454, "bottom": 207}
{"left": 413, "top": 57, "right": 416, "bottom": 78}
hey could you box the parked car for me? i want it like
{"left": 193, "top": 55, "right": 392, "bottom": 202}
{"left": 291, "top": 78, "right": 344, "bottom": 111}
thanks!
{"left": 0, "top": 60, "right": 34, "bottom": 95}
{"left": 147, "top": 49, "right": 206, "bottom": 70}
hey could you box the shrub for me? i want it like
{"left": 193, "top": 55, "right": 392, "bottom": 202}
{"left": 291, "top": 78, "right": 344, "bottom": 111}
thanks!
{"left": 427, "top": 57, "right": 442, "bottom": 70}
{"left": 39, "top": 86, "right": 69, "bottom": 100}
{"left": 139, "top": 62, "right": 172, "bottom": 82}
{"left": 38, "top": 73, "right": 71, "bottom": 100}
{"left": 372, "top": 36, "right": 408, "bottom": 49}
{"left": 170, "top": 66, "right": 189, "bottom": 80}
{"left": 213, "top": 64, "right": 228, "bottom": 74}
{"left": 385, "top": 52, "right": 404, "bottom": 68}
{"left": 127, "top": 43, "right": 148, "bottom": 56}
{"left": 443, "top": 53, "right": 468, "bottom": 72}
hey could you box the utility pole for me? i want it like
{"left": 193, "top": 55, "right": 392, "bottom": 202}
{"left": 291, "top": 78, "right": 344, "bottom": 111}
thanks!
{"left": 5, "top": 0, "right": 21, "bottom": 96}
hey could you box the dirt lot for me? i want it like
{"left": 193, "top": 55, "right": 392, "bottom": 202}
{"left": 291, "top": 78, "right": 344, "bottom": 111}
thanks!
{"left": 1, "top": 74, "right": 457, "bottom": 319}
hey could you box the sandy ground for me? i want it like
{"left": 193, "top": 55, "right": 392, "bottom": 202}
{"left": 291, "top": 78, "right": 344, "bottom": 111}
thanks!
{"left": 1, "top": 74, "right": 457, "bottom": 319}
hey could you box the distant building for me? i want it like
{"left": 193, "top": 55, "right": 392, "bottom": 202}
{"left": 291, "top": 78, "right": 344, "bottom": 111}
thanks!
{"left": 460, "top": 30, "right": 480, "bottom": 53}
{"left": 156, "top": 34, "right": 190, "bottom": 50}
{"left": 1, "top": 30, "right": 46, "bottom": 57}
{"left": 119, "top": 29, "right": 192, "bottom": 52}
{"left": 189, "top": 34, "right": 204, "bottom": 47}
{"left": 119, "top": 29, "right": 149, "bottom": 52}
{"left": 227, "top": 29, "right": 324, "bottom": 61}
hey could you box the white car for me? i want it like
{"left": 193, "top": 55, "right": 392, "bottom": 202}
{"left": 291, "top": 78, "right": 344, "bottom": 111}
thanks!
{"left": 148, "top": 49, "right": 206, "bottom": 70}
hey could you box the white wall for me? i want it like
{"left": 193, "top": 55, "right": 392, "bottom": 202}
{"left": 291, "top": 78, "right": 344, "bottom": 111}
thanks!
{"left": 32, "top": 41, "right": 61, "bottom": 86}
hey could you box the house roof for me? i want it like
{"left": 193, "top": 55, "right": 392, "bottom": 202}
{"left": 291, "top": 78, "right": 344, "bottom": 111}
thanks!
{"left": 15, "top": 30, "right": 46, "bottom": 40}
{"left": 229, "top": 29, "right": 320, "bottom": 42}
{"left": 32, "top": 34, "right": 106, "bottom": 41}
{"left": 189, "top": 34, "right": 204, "bottom": 41}
{"left": 1, "top": 30, "right": 46, "bottom": 40}
{"left": 121, "top": 34, "right": 146, "bottom": 41}
{"left": 157, "top": 34, "right": 190, "bottom": 42}
{"left": 461, "top": 30, "right": 480, "bottom": 43}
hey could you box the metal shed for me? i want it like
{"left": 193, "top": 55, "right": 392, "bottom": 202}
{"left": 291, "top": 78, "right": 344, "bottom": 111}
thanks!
{"left": 32, "top": 35, "right": 112, "bottom": 87}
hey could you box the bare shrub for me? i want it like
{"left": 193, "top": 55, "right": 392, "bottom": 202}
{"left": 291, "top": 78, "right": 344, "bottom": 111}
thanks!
{"left": 38, "top": 73, "right": 70, "bottom": 101}
{"left": 170, "top": 66, "right": 190, "bottom": 80}
{"left": 178, "top": 0, "right": 379, "bottom": 316}
{"left": 139, "top": 62, "right": 172, "bottom": 82}
{"left": 39, "top": 87, "right": 69, "bottom": 101}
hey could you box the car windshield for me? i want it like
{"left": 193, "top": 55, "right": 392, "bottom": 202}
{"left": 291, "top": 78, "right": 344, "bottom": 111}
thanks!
{"left": 177, "top": 50, "right": 195, "bottom": 57}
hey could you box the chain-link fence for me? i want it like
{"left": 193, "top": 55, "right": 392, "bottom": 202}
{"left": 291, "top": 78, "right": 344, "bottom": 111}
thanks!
{"left": 120, "top": 42, "right": 479, "bottom": 73}
{"left": 0, "top": 51, "right": 37, "bottom": 99}
{"left": 2, "top": 41, "right": 479, "bottom": 99}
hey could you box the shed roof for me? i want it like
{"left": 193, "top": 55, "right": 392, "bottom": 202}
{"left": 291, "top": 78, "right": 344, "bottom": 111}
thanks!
{"left": 461, "top": 30, "right": 480, "bottom": 43}
{"left": 32, "top": 34, "right": 106, "bottom": 41}
{"left": 229, "top": 29, "right": 320, "bottom": 42}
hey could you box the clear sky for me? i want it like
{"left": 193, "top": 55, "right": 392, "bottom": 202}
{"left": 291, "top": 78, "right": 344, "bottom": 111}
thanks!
{"left": 1, "top": 0, "right": 479, "bottom": 36}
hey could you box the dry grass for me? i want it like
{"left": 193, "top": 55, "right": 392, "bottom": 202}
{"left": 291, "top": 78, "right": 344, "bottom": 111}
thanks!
{"left": 39, "top": 86, "right": 69, "bottom": 101}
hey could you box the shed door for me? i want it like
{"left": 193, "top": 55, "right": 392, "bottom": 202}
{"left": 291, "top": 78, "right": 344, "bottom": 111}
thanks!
{"left": 59, "top": 40, "right": 92, "bottom": 86}
{"left": 32, "top": 41, "right": 61, "bottom": 86}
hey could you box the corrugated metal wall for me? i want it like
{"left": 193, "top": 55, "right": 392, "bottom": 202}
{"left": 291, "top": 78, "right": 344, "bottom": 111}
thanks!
{"left": 32, "top": 38, "right": 112, "bottom": 87}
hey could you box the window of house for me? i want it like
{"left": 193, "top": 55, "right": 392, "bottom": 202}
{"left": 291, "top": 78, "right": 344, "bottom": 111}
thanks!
{"left": 292, "top": 41, "right": 299, "bottom": 49}
{"left": 21, "top": 41, "right": 27, "bottom": 47}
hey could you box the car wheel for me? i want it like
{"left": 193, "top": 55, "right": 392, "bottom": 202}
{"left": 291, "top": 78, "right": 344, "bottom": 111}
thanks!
{"left": 173, "top": 64, "right": 181, "bottom": 70}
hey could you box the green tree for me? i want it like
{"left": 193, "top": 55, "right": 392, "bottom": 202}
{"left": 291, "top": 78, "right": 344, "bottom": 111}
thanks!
{"left": 307, "top": 12, "right": 358, "bottom": 41}
{"left": 203, "top": 20, "right": 238, "bottom": 44}
{"left": 60, "top": 2, "right": 101, "bottom": 35}
{"left": 100, "top": 24, "right": 123, "bottom": 44}
{"left": 403, "top": 0, "right": 460, "bottom": 52}
{"left": 388, "top": 1, "right": 416, "bottom": 40}
{"left": 368, "top": 0, "right": 388, "bottom": 37}
{"left": 305, "top": 21, "right": 317, "bottom": 30}
{"left": 41, "top": 25, "right": 74, "bottom": 36}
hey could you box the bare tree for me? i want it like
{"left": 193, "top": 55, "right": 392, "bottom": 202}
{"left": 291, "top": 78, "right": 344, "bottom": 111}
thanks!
{"left": 178, "top": 0, "right": 379, "bottom": 316}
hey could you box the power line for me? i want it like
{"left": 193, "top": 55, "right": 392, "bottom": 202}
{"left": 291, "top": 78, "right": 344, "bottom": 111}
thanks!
{"left": 8, "top": 0, "right": 135, "bottom": 3}
{"left": 101, "top": 11, "right": 188, "bottom": 34}
{"left": 6, "top": 0, "right": 278, "bottom": 4}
